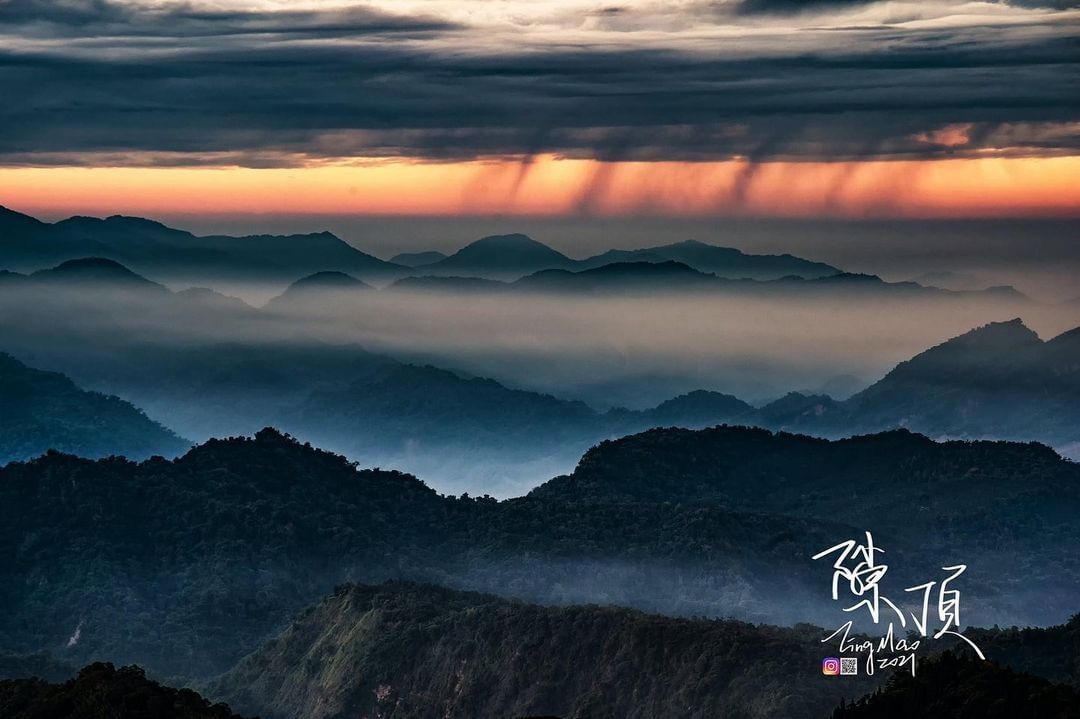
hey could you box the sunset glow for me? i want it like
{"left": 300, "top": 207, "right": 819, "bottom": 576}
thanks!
{"left": 5, "top": 156, "right": 1079, "bottom": 219}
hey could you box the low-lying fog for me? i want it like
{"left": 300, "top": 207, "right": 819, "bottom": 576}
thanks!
{"left": 1, "top": 277, "right": 1076, "bottom": 493}
{"left": 214, "top": 285, "right": 1073, "bottom": 407}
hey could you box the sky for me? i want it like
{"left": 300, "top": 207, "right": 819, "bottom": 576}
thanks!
{"left": 1, "top": 0, "right": 1079, "bottom": 221}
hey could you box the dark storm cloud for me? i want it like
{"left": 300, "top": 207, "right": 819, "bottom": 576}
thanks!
{"left": 737, "top": 0, "right": 873, "bottom": 15}
{"left": 0, "top": 1, "right": 1077, "bottom": 165}
{"left": 0, "top": 0, "right": 456, "bottom": 37}
{"left": 739, "top": 0, "right": 1080, "bottom": 12}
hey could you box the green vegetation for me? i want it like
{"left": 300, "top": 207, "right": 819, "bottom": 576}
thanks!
{"left": 830, "top": 651, "right": 1080, "bottom": 719}
{"left": 0, "top": 352, "right": 189, "bottom": 464}
{"left": 2, "top": 425, "right": 1077, "bottom": 681}
{"left": 210, "top": 581, "right": 878, "bottom": 719}
{"left": 0, "top": 663, "right": 246, "bottom": 719}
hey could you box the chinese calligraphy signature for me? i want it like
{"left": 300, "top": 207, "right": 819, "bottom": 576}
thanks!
{"left": 814, "top": 530, "right": 984, "bottom": 676}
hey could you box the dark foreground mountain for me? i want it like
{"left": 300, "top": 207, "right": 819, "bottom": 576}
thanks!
{"left": 0, "top": 352, "right": 189, "bottom": 464}
{"left": 211, "top": 584, "right": 1080, "bottom": 719}
{"left": 2, "top": 427, "right": 1077, "bottom": 679}
{"left": 532, "top": 424, "right": 1080, "bottom": 623}
{"left": 210, "top": 581, "right": 877, "bottom": 719}
{"left": 0, "top": 663, "right": 246, "bottom": 719}
{"left": 830, "top": 651, "right": 1080, "bottom": 719}
{"left": 0, "top": 427, "right": 859, "bottom": 677}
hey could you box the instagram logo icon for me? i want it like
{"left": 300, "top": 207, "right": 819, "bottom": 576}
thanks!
{"left": 822, "top": 657, "right": 841, "bottom": 676}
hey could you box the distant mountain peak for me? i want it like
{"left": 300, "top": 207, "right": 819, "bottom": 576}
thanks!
{"left": 447, "top": 233, "right": 570, "bottom": 262}
{"left": 55, "top": 256, "right": 130, "bottom": 270}
{"left": 103, "top": 214, "right": 171, "bottom": 229}
{"left": 949, "top": 318, "right": 1040, "bottom": 346}
{"left": 30, "top": 257, "right": 165, "bottom": 288}
{"left": 59, "top": 214, "right": 189, "bottom": 236}
{"left": 578, "top": 239, "right": 839, "bottom": 280}
{"left": 421, "top": 232, "right": 574, "bottom": 278}
{"left": 288, "top": 270, "right": 370, "bottom": 290}
{"left": 0, "top": 204, "right": 46, "bottom": 226}
{"left": 267, "top": 270, "right": 372, "bottom": 308}
{"left": 471, "top": 232, "right": 539, "bottom": 246}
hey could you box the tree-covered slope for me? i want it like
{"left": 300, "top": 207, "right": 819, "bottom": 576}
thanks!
{"left": 210, "top": 581, "right": 878, "bottom": 719}
{"left": 0, "top": 352, "right": 190, "bottom": 464}
{"left": 2, "top": 426, "right": 1077, "bottom": 679}
{"left": 0, "top": 663, "right": 246, "bottom": 719}
{"left": 529, "top": 425, "right": 1080, "bottom": 624}
{"left": 838, "top": 319, "right": 1080, "bottom": 447}
{"left": 0, "top": 427, "right": 857, "bottom": 677}
{"left": 830, "top": 651, "right": 1080, "bottom": 719}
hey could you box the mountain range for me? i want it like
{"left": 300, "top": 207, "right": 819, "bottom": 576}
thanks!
{"left": 401, "top": 233, "right": 841, "bottom": 281}
{"left": 1, "top": 256, "right": 1077, "bottom": 487}
{"left": 208, "top": 582, "right": 1080, "bottom": 719}
{"left": 0, "top": 352, "right": 188, "bottom": 464}
{"left": 761, "top": 319, "right": 1080, "bottom": 455}
{"left": 1, "top": 425, "right": 1077, "bottom": 681}
{"left": 209, "top": 581, "right": 880, "bottom": 719}
{"left": 5, "top": 594, "right": 1078, "bottom": 719}
{"left": 0, "top": 206, "right": 405, "bottom": 284}
{"left": 285, "top": 259, "right": 1025, "bottom": 303}
{"left": 1, "top": 206, "right": 846, "bottom": 285}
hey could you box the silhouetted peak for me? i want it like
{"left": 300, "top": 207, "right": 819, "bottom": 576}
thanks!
{"left": 180, "top": 427, "right": 333, "bottom": 465}
{"left": 56, "top": 214, "right": 189, "bottom": 237}
{"left": 446, "top": 234, "right": 570, "bottom": 262}
{"left": 288, "top": 270, "right": 370, "bottom": 290}
{"left": 103, "top": 214, "right": 172, "bottom": 230}
{"left": 765, "top": 391, "right": 836, "bottom": 407}
{"left": 54, "top": 257, "right": 130, "bottom": 271}
{"left": 0, "top": 204, "right": 46, "bottom": 228}
{"left": 1045, "top": 324, "right": 1080, "bottom": 348}
{"left": 254, "top": 426, "right": 295, "bottom": 443}
{"left": 471, "top": 233, "right": 540, "bottom": 248}
{"left": 588, "top": 260, "right": 701, "bottom": 275}
{"left": 946, "top": 318, "right": 1040, "bottom": 348}
{"left": 31, "top": 257, "right": 163, "bottom": 288}
{"left": 651, "top": 389, "right": 752, "bottom": 417}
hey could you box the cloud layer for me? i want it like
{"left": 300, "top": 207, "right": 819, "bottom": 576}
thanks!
{"left": 1, "top": 0, "right": 1077, "bottom": 166}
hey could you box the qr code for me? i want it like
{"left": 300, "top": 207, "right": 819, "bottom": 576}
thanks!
{"left": 840, "top": 658, "right": 858, "bottom": 676}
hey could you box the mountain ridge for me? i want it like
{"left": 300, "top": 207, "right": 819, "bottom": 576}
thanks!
{"left": 0, "top": 352, "right": 190, "bottom": 464}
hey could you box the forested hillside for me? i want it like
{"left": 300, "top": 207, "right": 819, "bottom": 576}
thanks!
{"left": 830, "top": 651, "right": 1080, "bottom": 719}
{"left": 0, "top": 663, "right": 246, "bottom": 719}
{"left": 210, "top": 581, "right": 878, "bottom": 719}
{"left": 2, "top": 426, "right": 1077, "bottom": 679}
{"left": 0, "top": 352, "right": 189, "bottom": 464}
